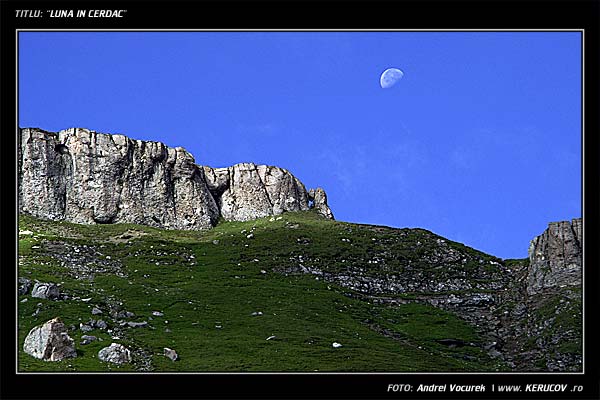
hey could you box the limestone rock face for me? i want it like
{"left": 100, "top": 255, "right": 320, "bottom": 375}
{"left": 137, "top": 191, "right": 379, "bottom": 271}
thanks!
{"left": 19, "top": 128, "right": 219, "bottom": 230}
{"left": 23, "top": 317, "right": 77, "bottom": 361}
{"left": 203, "top": 163, "right": 312, "bottom": 221}
{"left": 527, "top": 218, "right": 582, "bottom": 295}
{"left": 308, "top": 188, "right": 334, "bottom": 219}
{"left": 19, "top": 127, "right": 333, "bottom": 229}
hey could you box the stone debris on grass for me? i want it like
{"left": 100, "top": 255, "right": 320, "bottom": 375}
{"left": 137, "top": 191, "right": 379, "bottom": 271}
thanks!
{"left": 332, "top": 342, "right": 343, "bottom": 348}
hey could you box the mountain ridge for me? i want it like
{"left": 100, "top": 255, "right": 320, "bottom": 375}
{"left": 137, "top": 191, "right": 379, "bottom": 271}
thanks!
{"left": 16, "top": 127, "right": 582, "bottom": 372}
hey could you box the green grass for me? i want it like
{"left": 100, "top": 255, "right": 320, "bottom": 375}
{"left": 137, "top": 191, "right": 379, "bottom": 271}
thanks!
{"left": 18, "top": 211, "right": 505, "bottom": 372}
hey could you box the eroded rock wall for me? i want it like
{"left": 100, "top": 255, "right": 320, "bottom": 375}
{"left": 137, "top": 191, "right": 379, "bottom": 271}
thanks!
{"left": 527, "top": 218, "right": 582, "bottom": 295}
{"left": 18, "top": 127, "right": 333, "bottom": 229}
{"left": 203, "top": 163, "right": 312, "bottom": 222}
{"left": 19, "top": 127, "right": 219, "bottom": 230}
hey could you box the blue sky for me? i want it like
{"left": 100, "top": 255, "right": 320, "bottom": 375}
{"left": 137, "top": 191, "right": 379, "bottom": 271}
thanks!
{"left": 18, "top": 31, "right": 582, "bottom": 258}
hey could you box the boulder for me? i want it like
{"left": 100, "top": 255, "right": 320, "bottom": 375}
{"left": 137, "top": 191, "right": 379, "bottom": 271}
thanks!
{"left": 23, "top": 317, "right": 77, "bottom": 361}
{"left": 98, "top": 343, "right": 131, "bottom": 364}
{"left": 164, "top": 347, "right": 178, "bottom": 361}
{"left": 31, "top": 282, "right": 60, "bottom": 299}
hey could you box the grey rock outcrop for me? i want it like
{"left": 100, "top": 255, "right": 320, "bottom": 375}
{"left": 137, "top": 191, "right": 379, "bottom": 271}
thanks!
{"left": 527, "top": 218, "right": 582, "bottom": 295}
{"left": 23, "top": 317, "right": 77, "bottom": 361}
{"left": 19, "top": 127, "right": 334, "bottom": 229}
{"left": 203, "top": 163, "right": 313, "bottom": 221}
{"left": 19, "top": 128, "right": 219, "bottom": 230}
{"left": 308, "top": 188, "right": 334, "bottom": 219}
{"left": 98, "top": 343, "right": 131, "bottom": 364}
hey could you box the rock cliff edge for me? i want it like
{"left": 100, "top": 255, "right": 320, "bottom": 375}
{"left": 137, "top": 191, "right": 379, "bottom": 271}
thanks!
{"left": 18, "top": 127, "right": 333, "bottom": 229}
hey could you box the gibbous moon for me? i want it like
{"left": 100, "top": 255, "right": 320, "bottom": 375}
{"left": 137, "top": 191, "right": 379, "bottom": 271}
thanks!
{"left": 380, "top": 68, "right": 404, "bottom": 89}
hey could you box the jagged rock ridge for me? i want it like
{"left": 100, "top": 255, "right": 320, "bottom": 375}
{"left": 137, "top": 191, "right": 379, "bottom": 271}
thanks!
{"left": 18, "top": 127, "right": 333, "bottom": 229}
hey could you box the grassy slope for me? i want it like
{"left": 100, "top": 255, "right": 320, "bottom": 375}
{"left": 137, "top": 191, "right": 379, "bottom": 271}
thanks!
{"left": 18, "top": 211, "right": 506, "bottom": 372}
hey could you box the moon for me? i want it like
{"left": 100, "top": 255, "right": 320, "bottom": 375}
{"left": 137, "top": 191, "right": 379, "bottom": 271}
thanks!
{"left": 380, "top": 68, "right": 404, "bottom": 89}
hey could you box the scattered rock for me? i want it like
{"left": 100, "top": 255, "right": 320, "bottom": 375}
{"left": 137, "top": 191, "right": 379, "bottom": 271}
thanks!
{"left": 122, "top": 321, "right": 148, "bottom": 328}
{"left": 91, "top": 307, "right": 103, "bottom": 315}
{"left": 164, "top": 347, "right": 178, "bottom": 361}
{"left": 92, "top": 319, "right": 108, "bottom": 330}
{"left": 80, "top": 323, "right": 93, "bottom": 333}
{"left": 250, "top": 311, "right": 263, "bottom": 316}
{"left": 98, "top": 343, "right": 131, "bottom": 364}
{"left": 31, "top": 282, "right": 60, "bottom": 300}
{"left": 332, "top": 342, "right": 343, "bottom": 348}
{"left": 19, "top": 230, "right": 34, "bottom": 236}
{"left": 266, "top": 335, "right": 277, "bottom": 341}
{"left": 152, "top": 311, "right": 164, "bottom": 317}
{"left": 23, "top": 317, "right": 77, "bottom": 361}
{"left": 80, "top": 335, "right": 97, "bottom": 345}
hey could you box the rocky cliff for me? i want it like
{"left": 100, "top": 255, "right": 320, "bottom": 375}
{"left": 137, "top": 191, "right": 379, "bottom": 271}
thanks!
{"left": 527, "top": 218, "right": 582, "bottom": 295}
{"left": 18, "top": 127, "right": 333, "bottom": 229}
